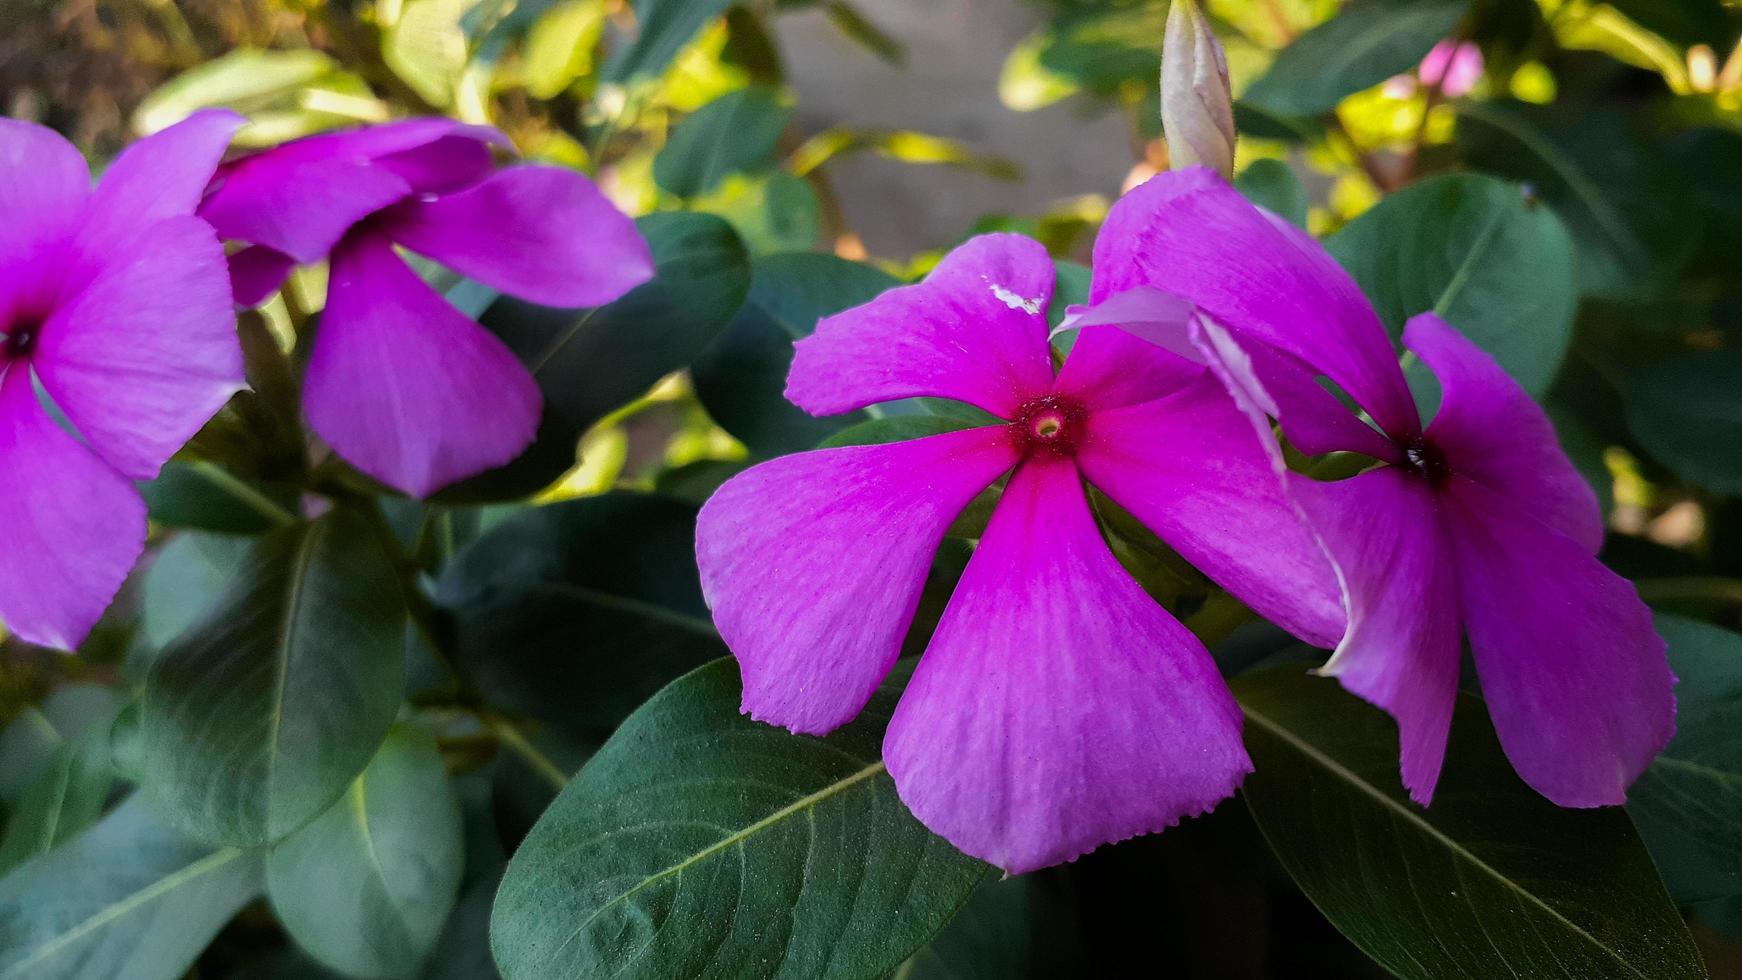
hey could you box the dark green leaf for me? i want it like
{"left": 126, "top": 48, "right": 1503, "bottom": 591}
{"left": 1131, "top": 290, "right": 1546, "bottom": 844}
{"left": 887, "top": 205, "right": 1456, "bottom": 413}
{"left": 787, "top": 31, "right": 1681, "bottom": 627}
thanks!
{"left": 998, "top": 6, "right": 1165, "bottom": 110}
{"left": 435, "top": 493, "right": 725, "bottom": 736}
{"left": 818, "top": 414, "right": 982, "bottom": 449}
{"left": 1235, "top": 159, "right": 1308, "bottom": 229}
{"left": 1606, "top": 0, "right": 1739, "bottom": 48}
{"left": 0, "top": 685, "right": 118, "bottom": 807}
{"left": 1244, "top": 1, "right": 1469, "bottom": 117}
{"left": 138, "top": 509, "right": 407, "bottom": 845}
{"left": 0, "top": 796, "right": 262, "bottom": 980}
{"left": 695, "top": 171, "right": 819, "bottom": 255}
{"left": 1630, "top": 614, "right": 1742, "bottom": 901}
{"left": 1049, "top": 259, "right": 1091, "bottom": 330}
{"left": 890, "top": 876, "right": 1079, "bottom": 980}
{"left": 267, "top": 725, "right": 463, "bottom": 978}
{"left": 1234, "top": 667, "right": 1705, "bottom": 980}
{"left": 823, "top": 1, "right": 903, "bottom": 65}
{"left": 490, "top": 660, "right": 986, "bottom": 980}
{"left": 1455, "top": 101, "right": 1697, "bottom": 299}
{"left": 0, "top": 725, "right": 113, "bottom": 875}
{"left": 1625, "top": 349, "right": 1742, "bottom": 496}
{"left": 140, "top": 532, "right": 254, "bottom": 651}
{"left": 1327, "top": 173, "right": 1578, "bottom": 398}
{"left": 602, "top": 0, "right": 734, "bottom": 82}
{"left": 654, "top": 87, "right": 791, "bottom": 197}
{"left": 691, "top": 252, "right": 899, "bottom": 456}
{"left": 139, "top": 460, "right": 297, "bottom": 535}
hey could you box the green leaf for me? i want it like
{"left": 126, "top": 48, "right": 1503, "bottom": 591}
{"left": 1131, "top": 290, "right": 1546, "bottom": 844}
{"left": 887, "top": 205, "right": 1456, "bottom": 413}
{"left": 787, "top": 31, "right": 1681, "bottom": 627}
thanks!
{"left": 787, "top": 129, "right": 1020, "bottom": 181}
{"left": 1629, "top": 615, "right": 1742, "bottom": 901}
{"left": 654, "top": 86, "right": 792, "bottom": 197}
{"left": 890, "top": 876, "right": 1080, "bottom": 980}
{"left": 489, "top": 660, "right": 987, "bottom": 980}
{"left": 0, "top": 796, "right": 262, "bottom": 980}
{"left": 0, "top": 685, "right": 118, "bottom": 807}
{"left": 1625, "top": 349, "right": 1742, "bottom": 496}
{"left": 133, "top": 48, "right": 336, "bottom": 133}
{"left": 522, "top": 0, "right": 605, "bottom": 99}
{"left": 139, "top": 460, "right": 298, "bottom": 535}
{"left": 818, "top": 414, "right": 982, "bottom": 449}
{"left": 1234, "top": 667, "right": 1706, "bottom": 980}
{"left": 602, "top": 0, "right": 734, "bottom": 83}
{"left": 384, "top": 0, "right": 480, "bottom": 108}
{"left": 692, "top": 171, "right": 819, "bottom": 255}
{"left": 267, "top": 725, "right": 464, "bottom": 978}
{"left": 1235, "top": 159, "right": 1308, "bottom": 229}
{"left": 140, "top": 532, "right": 255, "bottom": 651}
{"left": 1455, "top": 101, "right": 1697, "bottom": 299}
{"left": 691, "top": 252, "right": 899, "bottom": 456}
{"left": 1243, "top": 1, "right": 1468, "bottom": 118}
{"left": 137, "top": 508, "right": 407, "bottom": 846}
{"left": 823, "top": 1, "right": 903, "bottom": 65}
{"left": 997, "top": 6, "right": 1166, "bottom": 111}
{"left": 435, "top": 493, "right": 726, "bottom": 736}
{"left": 0, "top": 725, "right": 113, "bottom": 876}
{"left": 1327, "top": 173, "right": 1578, "bottom": 399}
{"left": 1606, "top": 0, "right": 1739, "bottom": 48}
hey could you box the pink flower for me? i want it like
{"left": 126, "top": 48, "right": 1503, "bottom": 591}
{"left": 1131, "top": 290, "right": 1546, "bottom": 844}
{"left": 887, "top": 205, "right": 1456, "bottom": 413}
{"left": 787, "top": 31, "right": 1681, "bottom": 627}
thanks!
{"left": 694, "top": 233, "right": 1344, "bottom": 872}
{"left": 198, "top": 119, "right": 655, "bottom": 497}
{"left": 0, "top": 111, "right": 245, "bottom": 649}
{"left": 1385, "top": 39, "right": 1484, "bottom": 99}
{"left": 1089, "top": 168, "right": 1675, "bottom": 808}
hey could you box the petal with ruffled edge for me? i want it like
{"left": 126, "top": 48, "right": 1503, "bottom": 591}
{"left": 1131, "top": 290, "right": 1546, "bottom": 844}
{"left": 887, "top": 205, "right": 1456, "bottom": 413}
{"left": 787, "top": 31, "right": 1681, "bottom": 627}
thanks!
{"left": 697, "top": 426, "right": 1018, "bottom": 735}
{"left": 1296, "top": 468, "right": 1462, "bottom": 803}
{"left": 1075, "top": 373, "right": 1345, "bottom": 648}
{"left": 304, "top": 231, "right": 541, "bottom": 497}
{"left": 34, "top": 215, "right": 242, "bottom": 481}
{"left": 0, "top": 368, "right": 146, "bottom": 650}
{"left": 1091, "top": 168, "right": 1419, "bottom": 442}
{"left": 787, "top": 233, "right": 1056, "bottom": 419}
{"left": 1406, "top": 312, "right": 1603, "bottom": 552}
{"left": 382, "top": 166, "right": 654, "bottom": 309}
{"left": 74, "top": 109, "right": 243, "bottom": 268}
{"left": 228, "top": 246, "right": 298, "bottom": 308}
{"left": 1444, "top": 476, "right": 1674, "bottom": 807}
{"left": 885, "top": 458, "right": 1249, "bottom": 873}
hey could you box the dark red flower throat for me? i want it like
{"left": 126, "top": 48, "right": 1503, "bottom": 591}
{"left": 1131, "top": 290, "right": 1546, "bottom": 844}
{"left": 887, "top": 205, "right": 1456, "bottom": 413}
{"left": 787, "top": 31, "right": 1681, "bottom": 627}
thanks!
{"left": 1011, "top": 393, "right": 1088, "bottom": 458}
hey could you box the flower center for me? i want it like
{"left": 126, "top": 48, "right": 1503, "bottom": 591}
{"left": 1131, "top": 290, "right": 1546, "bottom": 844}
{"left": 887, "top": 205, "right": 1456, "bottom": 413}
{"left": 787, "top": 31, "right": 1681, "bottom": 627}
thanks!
{"left": 1012, "top": 394, "right": 1088, "bottom": 458}
{"left": 1401, "top": 437, "right": 1450, "bottom": 485}
{"left": 2, "top": 319, "right": 41, "bottom": 360}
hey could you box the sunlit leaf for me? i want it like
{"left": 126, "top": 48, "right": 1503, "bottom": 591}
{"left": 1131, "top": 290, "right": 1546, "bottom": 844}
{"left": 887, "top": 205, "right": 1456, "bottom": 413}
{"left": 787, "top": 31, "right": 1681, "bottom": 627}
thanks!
{"left": 1243, "top": 0, "right": 1468, "bottom": 118}
{"left": 602, "top": 0, "right": 735, "bottom": 83}
{"left": 654, "top": 86, "right": 792, "bottom": 197}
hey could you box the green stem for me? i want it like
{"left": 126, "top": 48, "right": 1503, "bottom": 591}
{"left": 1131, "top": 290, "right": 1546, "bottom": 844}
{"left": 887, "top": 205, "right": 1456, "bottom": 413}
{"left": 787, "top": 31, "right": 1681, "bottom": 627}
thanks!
{"left": 484, "top": 713, "right": 569, "bottom": 790}
{"left": 187, "top": 461, "right": 297, "bottom": 528}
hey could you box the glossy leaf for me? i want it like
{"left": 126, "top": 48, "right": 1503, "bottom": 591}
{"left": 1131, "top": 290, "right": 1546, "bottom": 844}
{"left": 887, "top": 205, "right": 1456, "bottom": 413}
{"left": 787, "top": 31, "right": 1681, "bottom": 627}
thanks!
{"left": 0, "top": 796, "right": 262, "bottom": 980}
{"left": 654, "top": 86, "right": 791, "bottom": 197}
{"left": 691, "top": 252, "right": 899, "bottom": 456}
{"left": 137, "top": 509, "right": 407, "bottom": 846}
{"left": 1234, "top": 667, "right": 1705, "bottom": 980}
{"left": 1625, "top": 349, "right": 1742, "bottom": 496}
{"left": 1327, "top": 173, "right": 1578, "bottom": 399}
{"left": 1243, "top": 1, "right": 1468, "bottom": 118}
{"left": 1456, "top": 101, "right": 1696, "bottom": 299}
{"left": 490, "top": 660, "right": 987, "bottom": 980}
{"left": 435, "top": 493, "right": 726, "bottom": 736}
{"left": 267, "top": 725, "right": 464, "bottom": 978}
{"left": 602, "top": 0, "right": 734, "bottom": 82}
{"left": 1630, "top": 615, "right": 1742, "bottom": 901}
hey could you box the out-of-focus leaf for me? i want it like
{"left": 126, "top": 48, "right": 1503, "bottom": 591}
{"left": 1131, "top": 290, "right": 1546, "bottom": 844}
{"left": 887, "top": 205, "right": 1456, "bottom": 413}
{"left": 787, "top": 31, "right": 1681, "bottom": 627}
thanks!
{"left": 1235, "top": 159, "right": 1308, "bottom": 228}
{"left": 654, "top": 86, "right": 791, "bottom": 197}
{"left": 602, "top": 0, "right": 735, "bottom": 83}
{"left": 998, "top": 6, "right": 1166, "bottom": 111}
{"left": 435, "top": 493, "right": 726, "bottom": 736}
{"left": 1669, "top": 128, "right": 1742, "bottom": 286}
{"left": 1327, "top": 173, "right": 1578, "bottom": 398}
{"left": 521, "top": 0, "right": 605, "bottom": 98}
{"left": 692, "top": 171, "right": 819, "bottom": 254}
{"left": 1606, "top": 0, "right": 1739, "bottom": 49}
{"left": 824, "top": 1, "right": 904, "bottom": 64}
{"left": 1625, "top": 349, "right": 1742, "bottom": 495}
{"left": 1234, "top": 667, "right": 1706, "bottom": 980}
{"left": 819, "top": 414, "right": 982, "bottom": 448}
{"left": 1545, "top": 403, "right": 1614, "bottom": 518}
{"left": 134, "top": 49, "right": 331, "bottom": 132}
{"left": 1243, "top": 1, "right": 1468, "bottom": 117}
{"left": 267, "top": 726, "right": 464, "bottom": 979}
{"left": 789, "top": 128, "right": 1019, "bottom": 180}
{"left": 691, "top": 252, "right": 898, "bottom": 456}
{"left": 139, "top": 461, "right": 298, "bottom": 535}
{"left": 0, "top": 725, "right": 112, "bottom": 875}
{"left": 0, "top": 796, "right": 262, "bottom": 980}
{"left": 1456, "top": 101, "right": 1697, "bottom": 299}
{"left": 0, "top": 685, "right": 118, "bottom": 806}
{"left": 137, "top": 509, "right": 407, "bottom": 846}
{"left": 890, "top": 875, "right": 1081, "bottom": 979}
{"left": 489, "top": 660, "right": 986, "bottom": 980}
{"left": 1630, "top": 615, "right": 1742, "bottom": 901}
{"left": 139, "top": 532, "right": 254, "bottom": 652}
{"left": 385, "top": 0, "right": 483, "bottom": 108}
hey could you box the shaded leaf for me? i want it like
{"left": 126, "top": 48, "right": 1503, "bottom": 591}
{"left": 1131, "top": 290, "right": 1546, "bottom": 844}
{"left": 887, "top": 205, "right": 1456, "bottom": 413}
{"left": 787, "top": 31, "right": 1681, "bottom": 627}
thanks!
{"left": 1244, "top": 1, "right": 1468, "bottom": 117}
{"left": 602, "top": 0, "right": 734, "bottom": 82}
{"left": 0, "top": 725, "right": 113, "bottom": 875}
{"left": 0, "top": 685, "right": 118, "bottom": 807}
{"left": 1625, "top": 348, "right": 1742, "bottom": 496}
{"left": 818, "top": 414, "right": 983, "bottom": 449}
{"left": 654, "top": 86, "right": 791, "bottom": 197}
{"left": 490, "top": 660, "right": 987, "bottom": 980}
{"left": 1235, "top": 159, "right": 1308, "bottom": 229}
{"left": 139, "top": 461, "right": 297, "bottom": 535}
{"left": 140, "top": 532, "right": 255, "bottom": 651}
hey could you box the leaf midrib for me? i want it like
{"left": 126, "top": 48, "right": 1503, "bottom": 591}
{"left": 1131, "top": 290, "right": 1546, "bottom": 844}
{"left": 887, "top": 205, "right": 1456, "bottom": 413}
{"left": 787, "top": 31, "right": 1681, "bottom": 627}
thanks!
{"left": 265, "top": 522, "right": 325, "bottom": 834}
{"left": 1240, "top": 703, "right": 1658, "bottom": 980}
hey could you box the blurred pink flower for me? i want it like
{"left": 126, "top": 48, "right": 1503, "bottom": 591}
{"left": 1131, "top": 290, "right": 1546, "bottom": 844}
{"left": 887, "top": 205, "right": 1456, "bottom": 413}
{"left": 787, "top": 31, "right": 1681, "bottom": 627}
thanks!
{"left": 0, "top": 111, "right": 243, "bottom": 648}
{"left": 1384, "top": 39, "right": 1484, "bottom": 99}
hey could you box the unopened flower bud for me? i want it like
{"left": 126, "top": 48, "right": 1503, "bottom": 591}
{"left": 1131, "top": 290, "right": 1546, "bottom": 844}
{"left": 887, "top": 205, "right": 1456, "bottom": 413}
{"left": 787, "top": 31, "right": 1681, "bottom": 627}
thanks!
{"left": 1161, "top": 0, "right": 1235, "bottom": 179}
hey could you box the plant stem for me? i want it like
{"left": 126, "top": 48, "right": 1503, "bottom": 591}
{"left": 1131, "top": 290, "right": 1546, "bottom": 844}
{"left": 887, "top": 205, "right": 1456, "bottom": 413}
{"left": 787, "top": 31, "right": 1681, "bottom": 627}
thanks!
{"left": 484, "top": 713, "right": 569, "bottom": 790}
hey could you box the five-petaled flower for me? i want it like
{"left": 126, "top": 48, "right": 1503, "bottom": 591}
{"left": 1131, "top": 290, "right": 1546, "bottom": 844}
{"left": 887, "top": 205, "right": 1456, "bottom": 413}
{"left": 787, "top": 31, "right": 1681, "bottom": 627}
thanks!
{"left": 199, "top": 119, "right": 655, "bottom": 498}
{"left": 1088, "top": 168, "right": 1675, "bottom": 807}
{"left": 695, "top": 233, "right": 1346, "bottom": 873}
{"left": 0, "top": 110, "right": 244, "bottom": 649}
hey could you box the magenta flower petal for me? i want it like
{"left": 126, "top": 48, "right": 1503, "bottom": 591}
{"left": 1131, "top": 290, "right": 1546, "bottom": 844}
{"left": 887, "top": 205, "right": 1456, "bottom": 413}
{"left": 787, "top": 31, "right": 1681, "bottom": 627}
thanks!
{"left": 1445, "top": 477, "right": 1675, "bottom": 807}
{"left": 289, "top": 118, "right": 509, "bottom": 162}
{"left": 227, "top": 246, "right": 298, "bottom": 308}
{"left": 787, "top": 233, "right": 1056, "bottom": 419}
{"left": 884, "top": 459, "right": 1249, "bottom": 874}
{"left": 304, "top": 232, "right": 541, "bottom": 497}
{"left": 1091, "top": 168, "right": 1420, "bottom": 441}
{"left": 1406, "top": 312, "right": 1604, "bottom": 552}
{"left": 74, "top": 109, "right": 242, "bottom": 267}
{"left": 1298, "top": 468, "right": 1461, "bottom": 803}
{"left": 373, "top": 133, "right": 498, "bottom": 194}
{"left": 0, "top": 370, "right": 146, "bottom": 650}
{"left": 34, "top": 215, "right": 241, "bottom": 480}
{"left": 1076, "top": 374, "right": 1345, "bottom": 648}
{"left": 382, "top": 166, "right": 655, "bottom": 309}
{"left": 697, "top": 427, "right": 1019, "bottom": 735}
{"left": 1052, "top": 324, "right": 1203, "bottom": 412}
{"left": 0, "top": 118, "right": 89, "bottom": 263}
{"left": 201, "top": 159, "right": 411, "bottom": 264}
